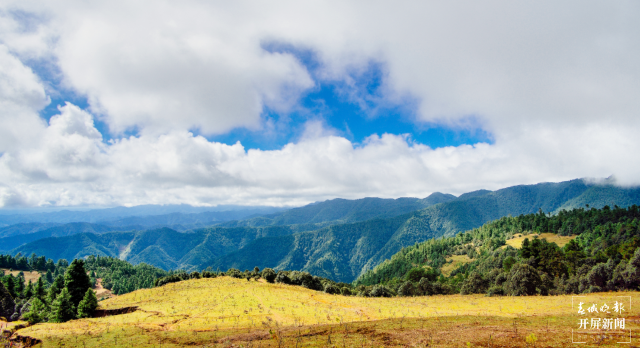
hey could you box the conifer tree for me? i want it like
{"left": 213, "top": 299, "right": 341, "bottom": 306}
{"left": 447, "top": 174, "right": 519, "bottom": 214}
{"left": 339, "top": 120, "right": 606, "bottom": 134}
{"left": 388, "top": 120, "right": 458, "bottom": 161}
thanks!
{"left": 64, "top": 259, "right": 91, "bottom": 309}
{"left": 76, "top": 288, "right": 98, "bottom": 318}
{"left": 22, "top": 298, "right": 46, "bottom": 324}
{"left": 47, "top": 275, "right": 65, "bottom": 305}
{"left": 24, "top": 280, "right": 34, "bottom": 299}
{"left": 34, "top": 277, "right": 46, "bottom": 302}
{"left": 50, "top": 288, "right": 75, "bottom": 323}
{"left": 45, "top": 270, "right": 54, "bottom": 284}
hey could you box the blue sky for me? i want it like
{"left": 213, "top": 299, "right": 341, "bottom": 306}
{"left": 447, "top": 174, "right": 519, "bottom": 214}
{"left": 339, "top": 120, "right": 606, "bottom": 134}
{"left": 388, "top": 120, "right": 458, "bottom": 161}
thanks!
{"left": 36, "top": 45, "right": 493, "bottom": 151}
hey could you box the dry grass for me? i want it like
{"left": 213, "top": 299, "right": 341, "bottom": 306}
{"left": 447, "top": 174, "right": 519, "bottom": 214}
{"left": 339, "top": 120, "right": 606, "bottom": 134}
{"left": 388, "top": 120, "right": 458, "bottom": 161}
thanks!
{"left": 505, "top": 233, "right": 577, "bottom": 249}
{"left": 441, "top": 255, "right": 473, "bottom": 276}
{"left": 1, "top": 268, "right": 41, "bottom": 284}
{"left": 15, "top": 277, "right": 640, "bottom": 347}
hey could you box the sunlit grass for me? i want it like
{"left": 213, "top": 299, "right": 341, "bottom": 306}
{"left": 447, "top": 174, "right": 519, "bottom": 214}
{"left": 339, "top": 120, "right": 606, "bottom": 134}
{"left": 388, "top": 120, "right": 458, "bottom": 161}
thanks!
{"left": 506, "top": 232, "right": 577, "bottom": 249}
{"left": 16, "top": 277, "right": 640, "bottom": 347}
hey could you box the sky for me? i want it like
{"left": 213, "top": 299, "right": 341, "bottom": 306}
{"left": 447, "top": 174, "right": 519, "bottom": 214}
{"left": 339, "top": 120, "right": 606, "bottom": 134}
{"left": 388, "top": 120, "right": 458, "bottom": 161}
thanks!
{"left": 0, "top": 1, "right": 639, "bottom": 208}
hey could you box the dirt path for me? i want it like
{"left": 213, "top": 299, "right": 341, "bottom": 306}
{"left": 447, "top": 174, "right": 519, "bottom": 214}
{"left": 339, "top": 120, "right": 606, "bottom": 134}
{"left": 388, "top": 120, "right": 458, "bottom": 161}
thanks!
{"left": 94, "top": 278, "right": 115, "bottom": 300}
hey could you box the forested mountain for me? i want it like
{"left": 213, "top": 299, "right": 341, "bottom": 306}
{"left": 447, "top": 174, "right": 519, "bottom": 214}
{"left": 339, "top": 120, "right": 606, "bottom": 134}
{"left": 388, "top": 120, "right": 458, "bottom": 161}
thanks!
{"left": 9, "top": 179, "right": 640, "bottom": 283}
{"left": 0, "top": 223, "right": 133, "bottom": 252}
{"left": 353, "top": 205, "right": 640, "bottom": 298}
{"left": 219, "top": 193, "right": 456, "bottom": 229}
{"left": 11, "top": 226, "right": 299, "bottom": 271}
{"left": 211, "top": 179, "right": 640, "bottom": 282}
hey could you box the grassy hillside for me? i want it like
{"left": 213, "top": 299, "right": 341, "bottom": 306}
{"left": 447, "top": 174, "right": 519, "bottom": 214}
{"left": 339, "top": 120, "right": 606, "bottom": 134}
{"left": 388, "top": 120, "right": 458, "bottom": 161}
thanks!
{"left": 12, "top": 277, "right": 640, "bottom": 347}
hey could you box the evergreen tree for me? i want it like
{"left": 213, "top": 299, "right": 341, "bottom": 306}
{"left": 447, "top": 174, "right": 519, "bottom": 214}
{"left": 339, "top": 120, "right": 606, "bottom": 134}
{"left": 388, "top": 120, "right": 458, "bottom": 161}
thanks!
{"left": 0, "top": 282, "right": 15, "bottom": 320}
{"left": 48, "top": 275, "right": 65, "bottom": 305}
{"left": 76, "top": 288, "right": 98, "bottom": 318}
{"left": 50, "top": 288, "right": 75, "bottom": 323}
{"left": 45, "top": 270, "right": 54, "bottom": 284}
{"left": 22, "top": 298, "right": 46, "bottom": 324}
{"left": 14, "top": 274, "right": 25, "bottom": 297}
{"left": 64, "top": 259, "right": 91, "bottom": 309}
{"left": 24, "top": 280, "right": 34, "bottom": 299}
{"left": 1, "top": 275, "right": 16, "bottom": 299}
{"left": 34, "top": 278, "right": 46, "bottom": 302}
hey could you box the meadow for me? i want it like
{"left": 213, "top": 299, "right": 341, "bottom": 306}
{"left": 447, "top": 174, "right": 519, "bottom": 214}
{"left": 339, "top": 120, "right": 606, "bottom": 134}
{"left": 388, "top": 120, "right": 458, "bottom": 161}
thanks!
{"left": 1, "top": 269, "right": 41, "bottom": 284}
{"left": 8, "top": 276, "right": 639, "bottom": 347}
{"left": 505, "top": 233, "right": 577, "bottom": 249}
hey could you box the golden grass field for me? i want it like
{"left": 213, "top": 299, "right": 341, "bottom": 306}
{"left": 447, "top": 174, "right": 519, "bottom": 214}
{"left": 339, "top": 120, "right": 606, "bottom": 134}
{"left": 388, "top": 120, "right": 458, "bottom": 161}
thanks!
{"left": 1, "top": 268, "right": 41, "bottom": 284}
{"left": 505, "top": 233, "right": 577, "bottom": 249}
{"left": 8, "top": 277, "right": 640, "bottom": 347}
{"left": 441, "top": 255, "right": 473, "bottom": 277}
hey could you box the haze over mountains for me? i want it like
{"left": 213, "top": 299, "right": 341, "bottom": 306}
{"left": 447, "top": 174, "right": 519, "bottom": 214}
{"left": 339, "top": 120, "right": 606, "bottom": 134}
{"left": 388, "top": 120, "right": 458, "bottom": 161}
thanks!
{"left": 4, "top": 178, "right": 640, "bottom": 283}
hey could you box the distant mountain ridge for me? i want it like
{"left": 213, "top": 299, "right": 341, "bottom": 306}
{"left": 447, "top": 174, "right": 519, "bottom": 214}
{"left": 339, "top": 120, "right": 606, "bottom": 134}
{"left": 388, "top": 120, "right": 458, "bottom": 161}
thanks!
{"left": 0, "top": 205, "right": 285, "bottom": 226}
{"left": 9, "top": 178, "right": 640, "bottom": 283}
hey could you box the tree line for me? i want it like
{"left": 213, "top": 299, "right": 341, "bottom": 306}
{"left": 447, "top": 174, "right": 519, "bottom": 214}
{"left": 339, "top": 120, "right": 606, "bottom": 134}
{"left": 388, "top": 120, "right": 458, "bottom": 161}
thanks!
{"left": 0, "top": 259, "right": 97, "bottom": 324}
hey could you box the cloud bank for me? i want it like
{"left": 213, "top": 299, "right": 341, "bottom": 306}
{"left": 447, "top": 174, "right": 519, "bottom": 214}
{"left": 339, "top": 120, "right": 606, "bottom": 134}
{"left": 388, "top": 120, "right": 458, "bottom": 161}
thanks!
{"left": 0, "top": 1, "right": 639, "bottom": 207}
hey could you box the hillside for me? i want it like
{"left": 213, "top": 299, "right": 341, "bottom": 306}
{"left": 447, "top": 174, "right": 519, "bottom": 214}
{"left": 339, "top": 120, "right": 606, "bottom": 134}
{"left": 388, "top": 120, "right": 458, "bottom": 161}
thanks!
{"left": 10, "top": 179, "right": 640, "bottom": 283}
{"left": 354, "top": 204, "right": 640, "bottom": 299}
{"left": 219, "top": 193, "right": 456, "bottom": 229}
{"left": 211, "top": 179, "right": 640, "bottom": 282}
{"left": 12, "top": 276, "right": 640, "bottom": 347}
{"left": 11, "top": 226, "right": 298, "bottom": 271}
{"left": 0, "top": 223, "right": 133, "bottom": 252}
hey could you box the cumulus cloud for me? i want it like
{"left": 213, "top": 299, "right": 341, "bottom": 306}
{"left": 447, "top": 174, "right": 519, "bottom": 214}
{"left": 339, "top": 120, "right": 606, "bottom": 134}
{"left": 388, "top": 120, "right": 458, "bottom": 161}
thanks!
{"left": 0, "top": 1, "right": 639, "bottom": 207}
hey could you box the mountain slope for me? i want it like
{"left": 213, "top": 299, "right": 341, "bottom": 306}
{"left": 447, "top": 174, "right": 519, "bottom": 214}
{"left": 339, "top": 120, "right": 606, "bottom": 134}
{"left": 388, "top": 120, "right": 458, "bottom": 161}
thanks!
{"left": 0, "top": 223, "right": 133, "bottom": 252}
{"left": 11, "top": 178, "right": 640, "bottom": 282}
{"left": 210, "top": 179, "right": 640, "bottom": 282}
{"left": 220, "top": 194, "right": 456, "bottom": 229}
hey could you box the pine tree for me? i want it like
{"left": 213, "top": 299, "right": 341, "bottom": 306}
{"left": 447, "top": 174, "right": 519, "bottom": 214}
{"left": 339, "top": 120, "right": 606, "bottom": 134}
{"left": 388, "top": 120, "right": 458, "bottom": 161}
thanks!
{"left": 50, "top": 288, "right": 75, "bottom": 323}
{"left": 24, "top": 280, "right": 34, "bottom": 299}
{"left": 22, "top": 298, "right": 46, "bottom": 324}
{"left": 45, "top": 270, "right": 54, "bottom": 284}
{"left": 47, "top": 275, "right": 65, "bottom": 305}
{"left": 76, "top": 288, "right": 98, "bottom": 318}
{"left": 64, "top": 259, "right": 91, "bottom": 309}
{"left": 34, "top": 277, "right": 46, "bottom": 302}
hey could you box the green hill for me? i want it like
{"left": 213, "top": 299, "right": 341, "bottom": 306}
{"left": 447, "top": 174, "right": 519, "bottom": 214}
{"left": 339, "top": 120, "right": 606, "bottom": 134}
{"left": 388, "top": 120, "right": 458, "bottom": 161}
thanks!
{"left": 354, "top": 204, "right": 640, "bottom": 298}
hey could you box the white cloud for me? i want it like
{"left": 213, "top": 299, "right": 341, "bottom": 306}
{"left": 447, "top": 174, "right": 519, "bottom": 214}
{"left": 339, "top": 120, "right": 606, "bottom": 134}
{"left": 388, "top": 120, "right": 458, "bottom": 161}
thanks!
{"left": 0, "top": 1, "right": 639, "bottom": 207}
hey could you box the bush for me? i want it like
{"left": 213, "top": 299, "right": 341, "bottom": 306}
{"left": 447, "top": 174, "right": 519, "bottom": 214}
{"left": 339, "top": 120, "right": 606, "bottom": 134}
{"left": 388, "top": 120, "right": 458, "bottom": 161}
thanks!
{"left": 275, "top": 272, "right": 291, "bottom": 285}
{"left": 369, "top": 285, "right": 392, "bottom": 298}
{"left": 460, "top": 272, "right": 488, "bottom": 295}
{"left": 261, "top": 268, "right": 276, "bottom": 283}
{"left": 504, "top": 263, "right": 541, "bottom": 296}
{"left": 486, "top": 285, "right": 504, "bottom": 297}
{"left": 398, "top": 281, "right": 416, "bottom": 297}
{"left": 324, "top": 283, "right": 340, "bottom": 294}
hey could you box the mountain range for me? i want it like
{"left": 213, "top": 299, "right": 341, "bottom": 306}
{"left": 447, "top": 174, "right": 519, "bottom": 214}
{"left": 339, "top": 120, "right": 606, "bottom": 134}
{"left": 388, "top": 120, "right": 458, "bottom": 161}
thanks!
{"left": 6, "top": 178, "right": 640, "bottom": 283}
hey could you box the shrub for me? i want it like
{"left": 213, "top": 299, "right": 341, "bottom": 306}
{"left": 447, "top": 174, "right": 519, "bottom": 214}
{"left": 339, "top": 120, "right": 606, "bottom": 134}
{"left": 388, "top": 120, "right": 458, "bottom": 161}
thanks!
{"left": 324, "top": 283, "right": 340, "bottom": 295}
{"left": 275, "top": 272, "right": 291, "bottom": 285}
{"left": 398, "top": 281, "right": 416, "bottom": 297}
{"left": 369, "top": 285, "right": 392, "bottom": 298}
{"left": 261, "top": 268, "right": 277, "bottom": 283}
{"left": 504, "top": 263, "right": 541, "bottom": 296}
{"left": 460, "top": 272, "right": 488, "bottom": 295}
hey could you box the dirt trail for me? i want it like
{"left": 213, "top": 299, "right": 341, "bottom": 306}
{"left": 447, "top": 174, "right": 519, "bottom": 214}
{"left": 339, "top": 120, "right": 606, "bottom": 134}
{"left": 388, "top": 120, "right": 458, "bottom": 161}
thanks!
{"left": 94, "top": 278, "right": 115, "bottom": 300}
